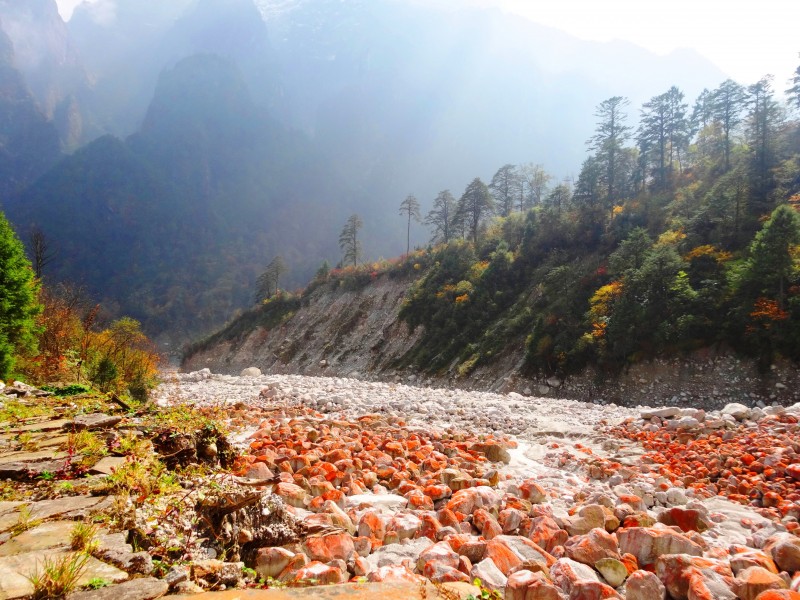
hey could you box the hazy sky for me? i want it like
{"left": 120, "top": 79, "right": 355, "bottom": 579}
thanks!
{"left": 56, "top": 0, "right": 799, "bottom": 86}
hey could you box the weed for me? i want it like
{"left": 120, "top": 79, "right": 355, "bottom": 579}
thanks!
{"left": 65, "top": 430, "right": 107, "bottom": 464}
{"left": 38, "top": 471, "right": 55, "bottom": 481}
{"left": 0, "top": 480, "right": 23, "bottom": 501}
{"left": 17, "top": 432, "right": 39, "bottom": 451}
{"left": 27, "top": 552, "right": 90, "bottom": 599}
{"left": 70, "top": 522, "right": 99, "bottom": 552}
{"left": 466, "top": 578, "right": 502, "bottom": 600}
{"left": 85, "top": 578, "right": 111, "bottom": 590}
{"left": 57, "top": 481, "right": 75, "bottom": 494}
{"left": 11, "top": 505, "right": 41, "bottom": 536}
{"left": 113, "top": 432, "right": 150, "bottom": 458}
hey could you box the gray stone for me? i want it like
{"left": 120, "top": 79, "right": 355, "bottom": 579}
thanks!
{"left": 366, "top": 538, "right": 432, "bottom": 570}
{"left": 95, "top": 548, "right": 153, "bottom": 575}
{"left": 67, "top": 414, "right": 123, "bottom": 431}
{"left": 0, "top": 520, "right": 77, "bottom": 556}
{"left": 89, "top": 457, "right": 127, "bottom": 476}
{"left": 470, "top": 558, "right": 507, "bottom": 592}
{"left": 165, "top": 564, "right": 190, "bottom": 588}
{"left": 67, "top": 577, "right": 168, "bottom": 600}
{"left": 640, "top": 407, "right": 680, "bottom": 420}
{"left": 240, "top": 367, "right": 262, "bottom": 377}
{"left": 721, "top": 403, "right": 751, "bottom": 421}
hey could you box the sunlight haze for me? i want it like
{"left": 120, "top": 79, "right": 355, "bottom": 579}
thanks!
{"left": 56, "top": 0, "right": 799, "bottom": 86}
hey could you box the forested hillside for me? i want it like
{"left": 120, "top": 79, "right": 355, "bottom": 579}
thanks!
{"left": 192, "top": 67, "right": 800, "bottom": 380}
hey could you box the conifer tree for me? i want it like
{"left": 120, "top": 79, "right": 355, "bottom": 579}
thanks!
{"left": 398, "top": 195, "right": 421, "bottom": 255}
{"left": 0, "top": 211, "right": 41, "bottom": 379}
{"left": 339, "top": 214, "right": 363, "bottom": 267}
{"left": 425, "top": 190, "right": 459, "bottom": 245}
{"left": 456, "top": 178, "right": 494, "bottom": 244}
{"left": 588, "top": 96, "right": 631, "bottom": 209}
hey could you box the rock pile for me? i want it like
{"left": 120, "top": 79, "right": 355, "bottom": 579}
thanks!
{"left": 166, "top": 371, "right": 800, "bottom": 599}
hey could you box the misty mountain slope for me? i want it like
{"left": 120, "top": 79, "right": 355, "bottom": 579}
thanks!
{"left": 0, "top": 23, "right": 61, "bottom": 197}
{"left": 4, "top": 54, "right": 352, "bottom": 345}
{"left": 0, "top": 0, "right": 95, "bottom": 147}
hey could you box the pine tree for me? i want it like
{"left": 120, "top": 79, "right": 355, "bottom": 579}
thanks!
{"left": 398, "top": 195, "right": 421, "bottom": 255}
{"left": 787, "top": 61, "right": 800, "bottom": 110}
{"left": 339, "top": 214, "right": 363, "bottom": 267}
{"left": 588, "top": 96, "right": 631, "bottom": 209}
{"left": 456, "top": 178, "right": 494, "bottom": 244}
{"left": 0, "top": 211, "right": 41, "bottom": 379}
{"left": 488, "top": 164, "right": 520, "bottom": 217}
{"left": 255, "top": 255, "right": 287, "bottom": 302}
{"left": 711, "top": 79, "right": 746, "bottom": 171}
{"left": 425, "top": 190, "right": 459, "bottom": 245}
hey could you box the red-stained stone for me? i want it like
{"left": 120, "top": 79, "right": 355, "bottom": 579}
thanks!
{"left": 763, "top": 534, "right": 800, "bottom": 573}
{"left": 302, "top": 531, "right": 356, "bottom": 563}
{"left": 519, "top": 479, "right": 547, "bottom": 504}
{"left": 753, "top": 592, "right": 800, "bottom": 600}
{"left": 416, "top": 541, "right": 460, "bottom": 572}
{"left": 505, "top": 570, "right": 562, "bottom": 600}
{"left": 274, "top": 481, "right": 309, "bottom": 508}
{"left": 499, "top": 508, "right": 524, "bottom": 534}
{"left": 655, "top": 555, "right": 734, "bottom": 600}
{"left": 618, "top": 527, "right": 703, "bottom": 567}
{"left": 357, "top": 510, "right": 386, "bottom": 541}
{"left": 731, "top": 550, "right": 780, "bottom": 575}
{"left": 421, "top": 561, "right": 471, "bottom": 583}
{"left": 367, "top": 565, "right": 423, "bottom": 583}
{"left": 658, "top": 507, "right": 712, "bottom": 533}
{"left": 291, "top": 561, "right": 346, "bottom": 585}
{"left": 564, "top": 528, "right": 620, "bottom": 566}
{"left": 458, "top": 539, "right": 488, "bottom": 565}
{"left": 625, "top": 570, "right": 666, "bottom": 600}
{"left": 525, "top": 515, "right": 569, "bottom": 553}
{"left": 735, "top": 566, "right": 789, "bottom": 600}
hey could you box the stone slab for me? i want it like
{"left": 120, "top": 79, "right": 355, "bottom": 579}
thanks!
{"left": 0, "top": 520, "right": 77, "bottom": 556}
{"left": 89, "top": 457, "right": 127, "bottom": 476}
{"left": 67, "top": 576, "right": 168, "bottom": 600}
{"left": 0, "top": 550, "right": 128, "bottom": 600}
{"left": 171, "top": 581, "right": 477, "bottom": 600}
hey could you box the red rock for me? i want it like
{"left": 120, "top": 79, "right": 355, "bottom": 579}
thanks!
{"left": 254, "top": 547, "right": 295, "bottom": 580}
{"left": 357, "top": 510, "right": 386, "bottom": 541}
{"left": 486, "top": 535, "right": 554, "bottom": 576}
{"left": 731, "top": 550, "right": 780, "bottom": 575}
{"left": 458, "top": 539, "right": 488, "bottom": 564}
{"left": 688, "top": 568, "right": 736, "bottom": 600}
{"left": 550, "top": 558, "right": 601, "bottom": 597}
{"left": 526, "top": 516, "right": 569, "bottom": 553}
{"left": 753, "top": 592, "right": 800, "bottom": 600}
{"left": 735, "top": 566, "right": 789, "bottom": 600}
{"left": 621, "top": 553, "right": 639, "bottom": 575}
{"left": 302, "top": 531, "right": 356, "bottom": 563}
{"left": 423, "top": 484, "right": 452, "bottom": 501}
{"left": 658, "top": 507, "right": 711, "bottom": 533}
{"left": 655, "top": 555, "right": 733, "bottom": 600}
{"left": 422, "top": 561, "right": 471, "bottom": 583}
{"left": 366, "top": 565, "right": 423, "bottom": 583}
{"left": 570, "top": 579, "right": 623, "bottom": 599}
{"left": 564, "top": 528, "right": 620, "bottom": 566}
{"left": 506, "top": 570, "right": 562, "bottom": 600}
{"left": 418, "top": 514, "right": 443, "bottom": 540}
{"left": 499, "top": 508, "right": 524, "bottom": 534}
{"left": 416, "top": 541, "right": 459, "bottom": 572}
{"left": 388, "top": 512, "right": 421, "bottom": 541}
{"left": 618, "top": 527, "right": 703, "bottom": 567}
{"left": 274, "top": 481, "right": 309, "bottom": 508}
{"left": 764, "top": 534, "right": 800, "bottom": 573}
{"left": 519, "top": 479, "right": 547, "bottom": 504}
{"left": 291, "top": 561, "right": 346, "bottom": 585}
{"left": 625, "top": 570, "right": 666, "bottom": 600}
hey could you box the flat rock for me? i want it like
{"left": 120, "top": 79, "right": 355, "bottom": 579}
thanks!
{"left": 345, "top": 494, "right": 408, "bottom": 512}
{"left": 169, "top": 582, "right": 465, "bottom": 599}
{"left": 0, "top": 450, "right": 68, "bottom": 465}
{"left": 67, "top": 576, "right": 168, "bottom": 600}
{"left": 89, "top": 457, "right": 127, "bottom": 476}
{"left": 4, "top": 419, "right": 72, "bottom": 434}
{"left": 0, "top": 550, "right": 128, "bottom": 599}
{"left": 0, "top": 520, "right": 78, "bottom": 556}
{"left": 641, "top": 407, "right": 681, "bottom": 420}
{"left": 67, "top": 414, "right": 123, "bottom": 431}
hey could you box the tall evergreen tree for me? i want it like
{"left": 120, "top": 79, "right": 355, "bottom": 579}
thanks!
{"left": 518, "top": 163, "right": 552, "bottom": 211}
{"left": 711, "top": 79, "right": 746, "bottom": 171}
{"left": 588, "top": 96, "right": 631, "bottom": 209}
{"left": 398, "top": 194, "right": 421, "bottom": 255}
{"left": 425, "top": 190, "right": 459, "bottom": 245}
{"left": 638, "top": 87, "right": 689, "bottom": 190}
{"left": 255, "top": 255, "right": 287, "bottom": 302}
{"left": 339, "top": 214, "right": 363, "bottom": 267}
{"left": 0, "top": 211, "right": 41, "bottom": 379}
{"left": 787, "top": 61, "right": 800, "bottom": 110}
{"left": 746, "top": 76, "right": 784, "bottom": 208}
{"left": 488, "top": 164, "right": 520, "bottom": 217}
{"left": 456, "top": 178, "right": 494, "bottom": 244}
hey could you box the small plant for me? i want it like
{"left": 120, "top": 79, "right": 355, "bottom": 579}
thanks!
{"left": 66, "top": 430, "right": 107, "bottom": 464}
{"left": 85, "top": 577, "right": 110, "bottom": 590}
{"left": 466, "top": 578, "right": 502, "bottom": 600}
{"left": 28, "top": 553, "right": 90, "bottom": 599}
{"left": 38, "top": 471, "right": 55, "bottom": 481}
{"left": 11, "top": 505, "right": 41, "bottom": 536}
{"left": 17, "top": 431, "right": 39, "bottom": 451}
{"left": 57, "top": 481, "right": 75, "bottom": 494}
{"left": 70, "top": 522, "right": 99, "bottom": 552}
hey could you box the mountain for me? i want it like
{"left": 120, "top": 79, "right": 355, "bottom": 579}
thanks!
{"left": 1, "top": 0, "right": 734, "bottom": 346}
{"left": 0, "top": 0, "right": 94, "bottom": 147}
{"left": 0, "top": 23, "right": 61, "bottom": 197}
{"left": 4, "top": 54, "right": 351, "bottom": 347}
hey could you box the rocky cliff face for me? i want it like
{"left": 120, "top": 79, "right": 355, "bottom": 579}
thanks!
{"left": 183, "top": 274, "right": 800, "bottom": 409}
{"left": 183, "top": 276, "right": 424, "bottom": 380}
